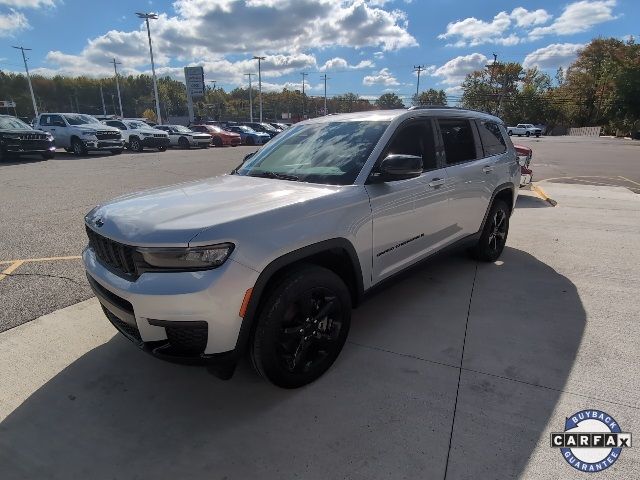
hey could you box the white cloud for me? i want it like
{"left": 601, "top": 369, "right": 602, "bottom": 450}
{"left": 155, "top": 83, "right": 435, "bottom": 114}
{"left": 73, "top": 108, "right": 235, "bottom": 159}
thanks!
{"left": 522, "top": 43, "right": 585, "bottom": 69}
{"left": 432, "top": 53, "right": 488, "bottom": 85}
{"left": 321, "top": 57, "right": 374, "bottom": 71}
{"left": 510, "top": 7, "right": 552, "bottom": 27}
{"left": 0, "top": 9, "right": 29, "bottom": 37}
{"left": 529, "top": 0, "right": 617, "bottom": 38}
{"left": 363, "top": 67, "right": 399, "bottom": 86}
{"left": 0, "top": 0, "right": 57, "bottom": 7}
{"left": 38, "top": 0, "right": 417, "bottom": 78}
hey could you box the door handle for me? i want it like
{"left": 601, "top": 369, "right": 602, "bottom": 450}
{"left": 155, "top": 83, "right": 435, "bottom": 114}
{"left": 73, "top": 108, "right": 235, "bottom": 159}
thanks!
{"left": 482, "top": 166, "right": 494, "bottom": 173}
{"left": 428, "top": 178, "right": 445, "bottom": 187}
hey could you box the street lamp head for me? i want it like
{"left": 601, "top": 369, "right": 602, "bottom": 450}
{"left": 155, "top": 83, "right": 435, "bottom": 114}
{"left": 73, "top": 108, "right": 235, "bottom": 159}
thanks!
{"left": 136, "top": 12, "right": 159, "bottom": 19}
{"left": 253, "top": 55, "right": 266, "bottom": 61}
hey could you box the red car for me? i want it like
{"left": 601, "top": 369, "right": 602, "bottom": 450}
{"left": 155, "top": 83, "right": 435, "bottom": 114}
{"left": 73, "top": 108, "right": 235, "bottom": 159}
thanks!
{"left": 515, "top": 144, "right": 533, "bottom": 187}
{"left": 190, "top": 124, "right": 241, "bottom": 147}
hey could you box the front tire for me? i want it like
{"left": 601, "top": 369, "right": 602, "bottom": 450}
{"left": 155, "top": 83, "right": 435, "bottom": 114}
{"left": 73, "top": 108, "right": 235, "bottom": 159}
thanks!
{"left": 129, "top": 137, "right": 143, "bottom": 152}
{"left": 157, "top": 146, "right": 167, "bottom": 152}
{"left": 507, "top": 130, "right": 512, "bottom": 136}
{"left": 251, "top": 265, "right": 351, "bottom": 388}
{"left": 71, "top": 138, "right": 87, "bottom": 156}
{"left": 212, "top": 136, "right": 223, "bottom": 147}
{"left": 471, "top": 199, "right": 510, "bottom": 262}
{"left": 178, "top": 137, "right": 190, "bottom": 149}
{"left": 246, "top": 136, "right": 255, "bottom": 146}
{"left": 526, "top": 131, "right": 531, "bottom": 137}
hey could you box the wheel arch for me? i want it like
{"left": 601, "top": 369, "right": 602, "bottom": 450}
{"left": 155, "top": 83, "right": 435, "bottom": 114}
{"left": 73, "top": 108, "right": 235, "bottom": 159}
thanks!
{"left": 479, "top": 183, "right": 515, "bottom": 233}
{"left": 234, "top": 238, "right": 364, "bottom": 355}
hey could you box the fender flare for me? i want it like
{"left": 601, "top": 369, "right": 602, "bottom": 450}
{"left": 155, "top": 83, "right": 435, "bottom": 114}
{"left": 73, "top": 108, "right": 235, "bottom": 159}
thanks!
{"left": 478, "top": 182, "right": 515, "bottom": 234}
{"left": 233, "top": 238, "right": 364, "bottom": 355}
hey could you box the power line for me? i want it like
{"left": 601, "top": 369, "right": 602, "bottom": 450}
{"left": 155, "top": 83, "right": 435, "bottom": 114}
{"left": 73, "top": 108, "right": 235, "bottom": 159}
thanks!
{"left": 413, "top": 65, "right": 425, "bottom": 99}
{"left": 109, "top": 58, "right": 124, "bottom": 117}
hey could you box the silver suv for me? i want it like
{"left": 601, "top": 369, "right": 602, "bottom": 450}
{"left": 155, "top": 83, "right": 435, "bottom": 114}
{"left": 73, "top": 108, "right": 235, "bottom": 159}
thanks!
{"left": 83, "top": 108, "right": 519, "bottom": 388}
{"left": 36, "top": 113, "right": 124, "bottom": 155}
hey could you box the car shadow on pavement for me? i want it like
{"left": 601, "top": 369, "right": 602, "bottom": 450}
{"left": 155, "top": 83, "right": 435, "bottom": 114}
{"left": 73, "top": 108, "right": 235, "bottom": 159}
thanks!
{"left": 515, "top": 193, "right": 553, "bottom": 208}
{"left": 0, "top": 248, "right": 585, "bottom": 480}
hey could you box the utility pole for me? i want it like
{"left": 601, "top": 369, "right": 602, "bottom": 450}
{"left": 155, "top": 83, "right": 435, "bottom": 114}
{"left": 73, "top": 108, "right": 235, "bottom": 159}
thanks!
{"left": 136, "top": 12, "right": 162, "bottom": 124}
{"left": 486, "top": 53, "right": 498, "bottom": 115}
{"left": 413, "top": 65, "right": 425, "bottom": 102}
{"left": 110, "top": 58, "right": 124, "bottom": 118}
{"left": 253, "top": 56, "right": 266, "bottom": 122}
{"left": 301, "top": 72, "right": 308, "bottom": 119}
{"left": 12, "top": 46, "right": 38, "bottom": 117}
{"left": 244, "top": 73, "right": 254, "bottom": 122}
{"left": 99, "top": 83, "right": 107, "bottom": 116}
{"left": 321, "top": 74, "right": 329, "bottom": 115}
{"left": 74, "top": 90, "right": 80, "bottom": 113}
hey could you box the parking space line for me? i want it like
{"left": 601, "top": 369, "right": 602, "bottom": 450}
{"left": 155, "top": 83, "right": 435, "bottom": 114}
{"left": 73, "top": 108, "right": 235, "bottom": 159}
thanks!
{"left": 619, "top": 176, "right": 640, "bottom": 187}
{"left": 0, "top": 261, "right": 25, "bottom": 281}
{"left": 0, "top": 255, "right": 81, "bottom": 265}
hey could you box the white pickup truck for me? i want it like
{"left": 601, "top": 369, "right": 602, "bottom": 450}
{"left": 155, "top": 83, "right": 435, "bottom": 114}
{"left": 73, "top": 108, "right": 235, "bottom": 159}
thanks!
{"left": 507, "top": 124, "right": 541, "bottom": 137}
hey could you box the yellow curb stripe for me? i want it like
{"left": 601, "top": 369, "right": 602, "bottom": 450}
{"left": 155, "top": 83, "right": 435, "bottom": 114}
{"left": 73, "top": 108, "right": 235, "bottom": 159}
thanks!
{"left": 0, "top": 260, "right": 25, "bottom": 281}
{"left": 0, "top": 255, "right": 81, "bottom": 265}
{"left": 531, "top": 184, "right": 558, "bottom": 207}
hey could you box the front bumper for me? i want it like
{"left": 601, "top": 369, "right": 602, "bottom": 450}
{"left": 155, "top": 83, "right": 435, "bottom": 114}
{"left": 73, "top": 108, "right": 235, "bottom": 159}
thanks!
{"left": 84, "top": 139, "right": 124, "bottom": 150}
{"left": 2, "top": 139, "right": 55, "bottom": 154}
{"left": 83, "top": 247, "right": 259, "bottom": 363}
{"left": 142, "top": 137, "right": 170, "bottom": 148}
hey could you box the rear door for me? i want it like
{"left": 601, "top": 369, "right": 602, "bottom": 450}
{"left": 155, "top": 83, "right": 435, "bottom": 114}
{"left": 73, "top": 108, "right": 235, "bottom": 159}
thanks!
{"left": 475, "top": 119, "right": 508, "bottom": 199}
{"left": 436, "top": 117, "right": 489, "bottom": 236}
{"left": 366, "top": 118, "right": 451, "bottom": 283}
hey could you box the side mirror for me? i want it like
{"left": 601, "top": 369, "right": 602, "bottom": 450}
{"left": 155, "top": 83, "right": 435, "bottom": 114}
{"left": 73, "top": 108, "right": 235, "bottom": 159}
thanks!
{"left": 374, "top": 154, "right": 423, "bottom": 182}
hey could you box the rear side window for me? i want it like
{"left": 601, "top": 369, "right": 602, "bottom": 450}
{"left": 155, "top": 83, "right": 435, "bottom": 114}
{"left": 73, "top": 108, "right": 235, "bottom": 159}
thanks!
{"left": 476, "top": 120, "right": 507, "bottom": 156}
{"left": 438, "top": 118, "right": 477, "bottom": 165}
{"left": 387, "top": 120, "right": 437, "bottom": 172}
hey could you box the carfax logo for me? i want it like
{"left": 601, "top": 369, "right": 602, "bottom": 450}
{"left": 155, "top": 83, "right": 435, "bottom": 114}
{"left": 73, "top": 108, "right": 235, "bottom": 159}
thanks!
{"left": 550, "top": 409, "right": 632, "bottom": 473}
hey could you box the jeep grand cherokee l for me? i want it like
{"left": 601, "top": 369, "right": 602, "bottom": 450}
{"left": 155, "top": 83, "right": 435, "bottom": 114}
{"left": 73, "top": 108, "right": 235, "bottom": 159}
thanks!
{"left": 83, "top": 108, "right": 519, "bottom": 388}
{"left": 0, "top": 115, "right": 55, "bottom": 161}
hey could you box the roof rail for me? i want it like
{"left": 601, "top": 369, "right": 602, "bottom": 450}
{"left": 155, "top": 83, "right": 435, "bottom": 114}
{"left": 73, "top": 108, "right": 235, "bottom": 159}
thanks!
{"left": 408, "top": 105, "right": 457, "bottom": 110}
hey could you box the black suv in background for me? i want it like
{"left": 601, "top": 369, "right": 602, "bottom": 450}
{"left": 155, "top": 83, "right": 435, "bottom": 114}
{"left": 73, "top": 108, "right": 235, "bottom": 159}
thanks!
{"left": 0, "top": 115, "right": 55, "bottom": 162}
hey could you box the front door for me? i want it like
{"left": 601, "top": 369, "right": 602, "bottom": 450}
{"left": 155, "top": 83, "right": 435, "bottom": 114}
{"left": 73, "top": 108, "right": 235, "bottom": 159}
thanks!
{"left": 366, "top": 118, "right": 451, "bottom": 284}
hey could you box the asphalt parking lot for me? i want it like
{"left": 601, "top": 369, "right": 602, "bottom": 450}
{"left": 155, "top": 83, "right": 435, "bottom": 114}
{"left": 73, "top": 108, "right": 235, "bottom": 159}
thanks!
{"left": 1, "top": 137, "right": 639, "bottom": 478}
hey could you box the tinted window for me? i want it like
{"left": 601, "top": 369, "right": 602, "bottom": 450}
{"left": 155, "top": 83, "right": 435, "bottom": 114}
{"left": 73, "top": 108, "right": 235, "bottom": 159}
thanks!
{"left": 438, "top": 118, "right": 477, "bottom": 165}
{"left": 237, "top": 121, "right": 389, "bottom": 185}
{"left": 476, "top": 120, "right": 506, "bottom": 156}
{"left": 0, "top": 117, "right": 32, "bottom": 129}
{"left": 387, "top": 120, "right": 437, "bottom": 171}
{"left": 50, "top": 115, "right": 66, "bottom": 127}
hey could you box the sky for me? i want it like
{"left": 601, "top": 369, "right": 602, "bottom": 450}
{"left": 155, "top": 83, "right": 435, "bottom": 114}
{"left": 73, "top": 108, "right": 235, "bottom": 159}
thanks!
{"left": 0, "top": 0, "right": 638, "bottom": 103}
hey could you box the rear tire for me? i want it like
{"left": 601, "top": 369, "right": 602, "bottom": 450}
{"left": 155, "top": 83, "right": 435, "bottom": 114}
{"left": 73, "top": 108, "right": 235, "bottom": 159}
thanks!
{"left": 246, "top": 136, "right": 255, "bottom": 146}
{"left": 471, "top": 199, "right": 510, "bottom": 262}
{"left": 250, "top": 265, "right": 351, "bottom": 388}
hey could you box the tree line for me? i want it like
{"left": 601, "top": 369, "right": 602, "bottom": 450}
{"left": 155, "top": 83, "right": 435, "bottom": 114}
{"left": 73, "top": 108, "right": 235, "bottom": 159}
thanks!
{"left": 460, "top": 37, "right": 640, "bottom": 135}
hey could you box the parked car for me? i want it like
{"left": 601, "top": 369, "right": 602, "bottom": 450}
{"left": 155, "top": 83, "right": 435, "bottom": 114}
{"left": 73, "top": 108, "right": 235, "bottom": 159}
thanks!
{"left": 515, "top": 144, "right": 533, "bottom": 187}
{"left": 83, "top": 107, "right": 518, "bottom": 388}
{"left": 225, "top": 125, "right": 271, "bottom": 145}
{"left": 155, "top": 125, "right": 211, "bottom": 149}
{"left": 103, "top": 119, "right": 169, "bottom": 152}
{"left": 507, "top": 124, "right": 541, "bottom": 137}
{"left": 36, "top": 113, "right": 124, "bottom": 156}
{"left": 190, "top": 124, "right": 241, "bottom": 147}
{"left": 0, "top": 114, "right": 56, "bottom": 161}
{"left": 269, "top": 122, "right": 289, "bottom": 131}
{"left": 241, "top": 122, "right": 280, "bottom": 139}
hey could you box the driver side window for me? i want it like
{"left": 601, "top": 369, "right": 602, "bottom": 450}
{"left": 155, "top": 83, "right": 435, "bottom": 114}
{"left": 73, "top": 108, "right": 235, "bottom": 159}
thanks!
{"left": 386, "top": 120, "right": 437, "bottom": 172}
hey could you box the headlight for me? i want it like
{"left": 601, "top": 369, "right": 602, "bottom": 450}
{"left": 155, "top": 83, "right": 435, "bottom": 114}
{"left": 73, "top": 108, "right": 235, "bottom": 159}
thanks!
{"left": 82, "top": 131, "right": 97, "bottom": 137}
{"left": 46, "top": 133, "right": 54, "bottom": 140}
{"left": 141, "top": 132, "right": 153, "bottom": 137}
{"left": 137, "top": 243, "right": 234, "bottom": 270}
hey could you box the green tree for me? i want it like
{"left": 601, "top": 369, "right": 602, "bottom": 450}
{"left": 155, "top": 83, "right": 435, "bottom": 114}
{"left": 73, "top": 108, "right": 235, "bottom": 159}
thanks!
{"left": 414, "top": 89, "right": 447, "bottom": 106}
{"left": 376, "top": 92, "right": 404, "bottom": 109}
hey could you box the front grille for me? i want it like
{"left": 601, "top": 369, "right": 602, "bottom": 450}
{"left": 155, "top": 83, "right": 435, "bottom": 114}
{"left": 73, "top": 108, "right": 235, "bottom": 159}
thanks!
{"left": 165, "top": 323, "right": 208, "bottom": 355}
{"left": 153, "top": 133, "right": 166, "bottom": 138}
{"left": 96, "top": 131, "right": 121, "bottom": 140}
{"left": 20, "top": 133, "right": 47, "bottom": 140}
{"left": 17, "top": 140, "right": 49, "bottom": 150}
{"left": 86, "top": 226, "right": 138, "bottom": 277}
{"left": 101, "top": 305, "right": 142, "bottom": 343}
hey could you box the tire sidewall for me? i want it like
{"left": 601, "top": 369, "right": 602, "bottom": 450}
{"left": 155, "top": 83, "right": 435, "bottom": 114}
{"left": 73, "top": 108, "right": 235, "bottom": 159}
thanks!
{"left": 475, "top": 199, "right": 510, "bottom": 262}
{"left": 252, "top": 266, "right": 351, "bottom": 388}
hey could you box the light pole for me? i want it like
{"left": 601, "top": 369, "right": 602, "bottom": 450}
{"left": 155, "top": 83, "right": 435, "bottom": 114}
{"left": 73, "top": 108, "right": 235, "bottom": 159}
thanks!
{"left": 136, "top": 12, "right": 162, "bottom": 124}
{"left": 321, "top": 74, "right": 329, "bottom": 115}
{"left": 301, "top": 72, "right": 307, "bottom": 119}
{"left": 109, "top": 58, "right": 124, "bottom": 117}
{"left": 99, "top": 83, "right": 107, "bottom": 116}
{"left": 12, "top": 46, "right": 38, "bottom": 117}
{"left": 253, "top": 56, "right": 265, "bottom": 122}
{"left": 244, "top": 73, "right": 254, "bottom": 122}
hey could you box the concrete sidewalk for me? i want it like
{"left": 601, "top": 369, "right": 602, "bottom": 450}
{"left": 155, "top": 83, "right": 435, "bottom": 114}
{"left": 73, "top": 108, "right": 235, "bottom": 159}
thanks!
{"left": 1, "top": 184, "right": 638, "bottom": 479}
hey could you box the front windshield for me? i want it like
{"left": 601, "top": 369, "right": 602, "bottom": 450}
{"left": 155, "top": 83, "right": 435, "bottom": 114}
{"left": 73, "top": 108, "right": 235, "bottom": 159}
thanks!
{"left": 64, "top": 114, "right": 100, "bottom": 126}
{"left": 124, "top": 121, "right": 148, "bottom": 129}
{"left": 238, "top": 126, "right": 254, "bottom": 133}
{"left": 236, "top": 121, "right": 389, "bottom": 185}
{"left": 173, "top": 125, "right": 192, "bottom": 133}
{"left": 0, "top": 117, "right": 32, "bottom": 130}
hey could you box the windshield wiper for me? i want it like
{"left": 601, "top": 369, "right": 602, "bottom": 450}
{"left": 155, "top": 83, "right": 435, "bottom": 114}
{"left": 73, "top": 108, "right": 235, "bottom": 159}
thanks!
{"left": 248, "top": 171, "right": 299, "bottom": 181}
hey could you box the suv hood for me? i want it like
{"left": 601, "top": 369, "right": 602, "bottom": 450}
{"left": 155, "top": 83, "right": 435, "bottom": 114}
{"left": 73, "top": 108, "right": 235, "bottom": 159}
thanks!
{"left": 79, "top": 125, "right": 119, "bottom": 133}
{"left": 85, "top": 175, "right": 344, "bottom": 246}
